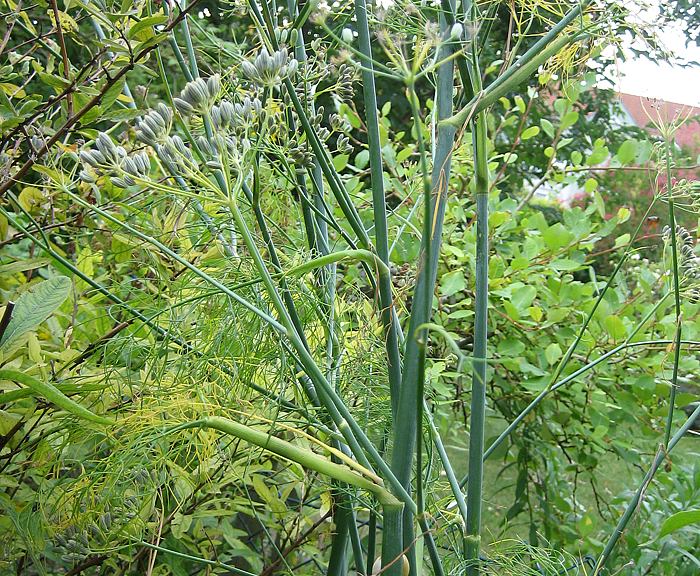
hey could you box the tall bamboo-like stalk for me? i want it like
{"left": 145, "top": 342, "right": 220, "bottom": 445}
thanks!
{"left": 387, "top": 7, "right": 458, "bottom": 573}
{"left": 354, "top": 0, "right": 402, "bottom": 415}
{"left": 464, "top": 0, "right": 490, "bottom": 566}
{"left": 662, "top": 137, "right": 683, "bottom": 448}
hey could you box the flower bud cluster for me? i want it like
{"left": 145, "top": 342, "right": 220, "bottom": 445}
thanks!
{"left": 310, "top": 106, "right": 330, "bottom": 142}
{"left": 241, "top": 47, "right": 298, "bottom": 87}
{"left": 135, "top": 103, "right": 173, "bottom": 146}
{"left": 159, "top": 134, "right": 197, "bottom": 170}
{"left": 211, "top": 96, "right": 262, "bottom": 133}
{"left": 196, "top": 132, "right": 249, "bottom": 170}
{"left": 274, "top": 27, "right": 298, "bottom": 47}
{"left": 336, "top": 63, "right": 355, "bottom": 102}
{"left": 79, "top": 132, "right": 150, "bottom": 188}
{"left": 290, "top": 143, "right": 314, "bottom": 169}
{"left": 336, "top": 134, "right": 353, "bottom": 155}
{"left": 664, "top": 224, "right": 700, "bottom": 301}
{"left": 54, "top": 525, "right": 91, "bottom": 563}
{"left": 174, "top": 75, "right": 221, "bottom": 116}
{"left": 330, "top": 113, "right": 351, "bottom": 133}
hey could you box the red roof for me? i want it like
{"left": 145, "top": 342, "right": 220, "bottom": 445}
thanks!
{"left": 617, "top": 93, "right": 700, "bottom": 152}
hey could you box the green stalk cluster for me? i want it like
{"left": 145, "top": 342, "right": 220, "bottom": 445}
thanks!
{"left": 7, "top": 0, "right": 657, "bottom": 573}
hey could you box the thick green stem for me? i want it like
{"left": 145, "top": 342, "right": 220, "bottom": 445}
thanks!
{"left": 380, "top": 503, "right": 406, "bottom": 576}
{"left": 388, "top": 13, "right": 457, "bottom": 571}
{"left": 390, "top": 82, "right": 434, "bottom": 575}
{"left": 662, "top": 138, "right": 682, "bottom": 448}
{"left": 328, "top": 502, "right": 350, "bottom": 576}
{"left": 465, "top": 105, "right": 490, "bottom": 576}
{"left": 172, "top": 417, "right": 397, "bottom": 504}
{"left": 354, "top": 0, "right": 402, "bottom": 416}
{"left": 0, "top": 369, "right": 112, "bottom": 425}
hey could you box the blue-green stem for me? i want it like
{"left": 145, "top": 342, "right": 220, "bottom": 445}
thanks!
{"left": 387, "top": 12, "right": 458, "bottom": 572}
{"left": 465, "top": 65, "right": 490, "bottom": 576}
{"left": 593, "top": 402, "right": 700, "bottom": 574}
{"left": 662, "top": 137, "right": 682, "bottom": 448}
{"left": 354, "top": 0, "right": 402, "bottom": 417}
{"left": 380, "top": 503, "right": 406, "bottom": 576}
{"left": 389, "top": 80, "right": 434, "bottom": 575}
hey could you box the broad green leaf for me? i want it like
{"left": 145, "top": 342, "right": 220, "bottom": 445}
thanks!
{"left": 0, "top": 259, "right": 50, "bottom": 275}
{"left": 0, "top": 276, "right": 72, "bottom": 350}
{"left": 604, "top": 315, "right": 626, "bottom": 340}
{"left": 511, "top": 285, "right": 537, "bottom": 310}
{"left": 529, "top": 306, "right": 543, "bottom": 322}
{"left": 660, "top": 510, "right": 700, "bottom": 538}
{"left": 354, "top": 149, "right": 370, "bottom": 169}
{"left": 586, "top": 145, "right": 609, "bottom": 166}
{"left": 614, "top": 233, "right": 631, "bottom": 248}
{"left": 440, "top": 270, "right": 466, "bottom": 297}
{"left": 593, "top": 191, "right": 606, "bottom": 218}
{"left": 560, "top": 111, "right": 579, "bottom": 129}
{"left": 498, "top": 337, "right": 525, "bottom": 356}
{"left": 545, "top": 343, "right": 562, "bottom": 365}
{"left": 584, "top": 178, "right": 598, "bottom": 193}
{"left": 540, "top": 118, "right": 555, "bottom": 138}
{"left": 543, "top": 223, "right": 573, "bottom": 251}
{"left": 340, "top": 103, "right": 361, "bottom": 129}
{"left": 333, "top": 154, "right": 349, "bottom": 171}
{"left": 616, "top": 139, "right": 638, "bottom": 165}
{"left": 128, "top": 14, "right": 168, "bottom": 40}
{"left": 18, "top": 187, "right": 44, "bottom": 212}
{"left": 0, "top": 410, "right": 22, "bottom": 435}
{"left": 521, "top": 126, "right": 540, "bottom": 140}
{"left": 617, "top": 207, "right": 631, "bottom": 223}
{"left": 550, "top": 259, "right": 583, "bottom": 271}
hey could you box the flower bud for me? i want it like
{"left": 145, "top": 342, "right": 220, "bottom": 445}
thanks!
{"left": 174, "top": 97, "right": 195, "bottom": 116}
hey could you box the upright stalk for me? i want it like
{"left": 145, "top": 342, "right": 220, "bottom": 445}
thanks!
{"left": 463, "top": 0, "right": 490, "bottom": 564}
{"left": 662, "top": 137, "right": 682, "bottom": 448}
{"left": 388, "top": 11, "right": 457, "bottom": 573}
{"left": 465, "top": 109, "right": 489, "bottom": 574}
{"left": 593, "top": 403, "right": 700, "bottom": 574}
{"left": 354, "top": 0, "right": 402, "bottom": 416}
